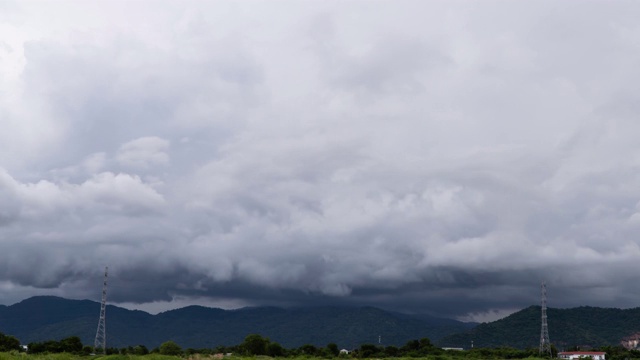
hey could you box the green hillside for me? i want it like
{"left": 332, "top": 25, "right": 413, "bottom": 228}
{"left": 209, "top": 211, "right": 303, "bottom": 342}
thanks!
{"left": 437, "top": 305, "right": 640, "bottom": 349}
{"left": 0, "top": 296, "right": 473, "bottom": 349}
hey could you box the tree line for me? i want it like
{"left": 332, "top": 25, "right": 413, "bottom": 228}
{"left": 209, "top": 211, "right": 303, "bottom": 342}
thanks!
{"left": 5, "top": 331, "right": 640, "bottom": 360}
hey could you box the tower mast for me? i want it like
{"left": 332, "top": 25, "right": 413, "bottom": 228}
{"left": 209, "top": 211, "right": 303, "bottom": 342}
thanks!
{"left": 539, "top": 281, "right": 552, "bottom": 357}
{"left": 94, "top": 266, "right": 108, "bottom": 353}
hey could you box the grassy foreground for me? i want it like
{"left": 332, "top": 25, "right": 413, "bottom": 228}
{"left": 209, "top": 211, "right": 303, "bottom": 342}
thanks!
{"left": 0, "top": 353, "right": 555, "bottom": 360}
{"left": 0, "top": 355, "right": 184, "bottom": 360}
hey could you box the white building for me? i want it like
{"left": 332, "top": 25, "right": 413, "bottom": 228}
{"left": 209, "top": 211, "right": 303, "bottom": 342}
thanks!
{"left": 558, "top": 351, "right": 606, "bottom": 360}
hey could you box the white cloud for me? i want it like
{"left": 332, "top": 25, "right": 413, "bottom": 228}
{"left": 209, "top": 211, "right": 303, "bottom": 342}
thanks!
{"left": 0, "top": 168, "right": 165, "bottom": 223}
{"left": 2, "top": 0, "right": 640, "bottom": 319}
{"left": 117, "top": 137, "right": 170, "bottom": 169}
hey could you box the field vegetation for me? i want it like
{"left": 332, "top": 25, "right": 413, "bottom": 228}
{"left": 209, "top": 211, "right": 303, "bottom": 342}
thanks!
{"left": 0, "top": 351, "right": 638, "bottom": 360}
{"left": 3, "top": 331, "right": 640, "bottom": 360}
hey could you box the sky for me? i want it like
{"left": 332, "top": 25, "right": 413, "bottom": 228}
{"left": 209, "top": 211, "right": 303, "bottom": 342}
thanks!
{"left": 1, "top": 0, "right": 640, "bottom": 323}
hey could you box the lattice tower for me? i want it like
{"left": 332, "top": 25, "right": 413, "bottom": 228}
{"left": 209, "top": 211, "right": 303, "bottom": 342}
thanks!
{"left": 539, "top": 281, "right": 552, "bottom": 357}
{"left": 94, "top": 267, "right": 108, "bottom": 353}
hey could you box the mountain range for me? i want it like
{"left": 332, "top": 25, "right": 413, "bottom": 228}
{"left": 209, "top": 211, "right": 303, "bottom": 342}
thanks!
{"left": 0, "top": 296, "right": 473, "bottom": 349}
{"left": 2, "top": 296, "right": 640, "bottom": 351}
{"left": 438, "top": 305, "right": 640, "bottom": 350}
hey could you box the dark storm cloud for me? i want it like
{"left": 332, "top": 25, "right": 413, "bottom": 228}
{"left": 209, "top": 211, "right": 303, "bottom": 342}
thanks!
{"left": 2, "top": 0, "right": 640, "bottom": 321}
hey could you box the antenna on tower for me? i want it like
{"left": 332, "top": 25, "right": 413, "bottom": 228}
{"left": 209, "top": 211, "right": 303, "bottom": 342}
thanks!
{"left": 539, "top": 281, "right": 552, "bottom": 358}
{"left": 94, "top": 266, "right": 108, "bottom": 353}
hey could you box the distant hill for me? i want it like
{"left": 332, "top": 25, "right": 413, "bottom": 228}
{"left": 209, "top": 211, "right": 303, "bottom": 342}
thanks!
{"left": 0, "top": 296, "right": 473, "bottom": 349}
{"left": 437, "top": 305, "right": 640, "bottom": 350}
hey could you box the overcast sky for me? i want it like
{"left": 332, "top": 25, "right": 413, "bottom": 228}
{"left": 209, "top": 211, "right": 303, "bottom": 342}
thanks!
{"left": 1, "top": 0, "right": 640, "bottom": 323}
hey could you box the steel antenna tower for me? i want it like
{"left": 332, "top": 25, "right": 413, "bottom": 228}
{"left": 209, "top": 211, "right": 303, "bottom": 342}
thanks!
{"left": 539, "top": 281, "right": 552, "bottom": 357}
{"left": 94, "top": 266, "right": 108, "bottom": 353}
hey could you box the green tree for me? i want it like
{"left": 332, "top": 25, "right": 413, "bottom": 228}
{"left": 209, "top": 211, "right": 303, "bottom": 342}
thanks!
{"left": 213, "top": 345, "right": 228, "bottom": 354}
{"left": 299, "top": 344, "right": 318, "bottom": 356}
{"left": 359, "top": 344, "right": 381, "bottom": 358}
{"left": 60, "top": 336, "right": 83, "bottom": 353}
{"left": 81, "top": 346, "right": 93, "bottom": 355}
{"left": 27, "top": 342, "right": 46, "bottom": 354}
{"left": 242, "top": 334, "right": 269, "bottom": 356}
{"left": 159, "top": 341, "right": 183, "bottom": 356}
{"left": 133, "top": 345, "right": 149, "bottom": 355}
{"left": 384, "top": 345, "right": 400, "bottom": 357}
{"left": 402, "top": 339, "right": 420, "bottom": 352}
{"left": 327, "top": 343, "right": 340, "bottom": 357}
{"left": 419, "top": 337, "right": 433, "bottom": 349}
{"left": 0, "top": 332, "right": 20, "bottom": 352}
{"left": 268, "top": 342, "right": 285, "bottom": 357}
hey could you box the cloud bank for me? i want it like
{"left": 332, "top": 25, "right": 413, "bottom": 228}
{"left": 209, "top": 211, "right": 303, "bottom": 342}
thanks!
{"left": 2, "top": 1, "right": 640, "bottom": 321}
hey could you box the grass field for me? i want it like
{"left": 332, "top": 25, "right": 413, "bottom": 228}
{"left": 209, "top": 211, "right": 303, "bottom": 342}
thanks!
{"left": 0, "top": 353, "right": 556, "bottom": 360}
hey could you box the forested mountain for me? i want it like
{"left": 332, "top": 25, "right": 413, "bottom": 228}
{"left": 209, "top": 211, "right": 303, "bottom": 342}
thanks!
{"left": 9, "top": 296, "right": 640, "bottom": 351}
{"left": 437, "top": 305, "right": 640, "bottom": 350}
{"left": 0, "top": 296, "right": 473, "bottom": 349}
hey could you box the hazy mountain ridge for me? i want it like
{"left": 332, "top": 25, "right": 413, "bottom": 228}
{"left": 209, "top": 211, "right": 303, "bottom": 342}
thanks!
{"left": 438, "top": 305, "right": 640, "bottom": 349}
{"left": 0, "top": 296, "right": 473, "bottom": 349}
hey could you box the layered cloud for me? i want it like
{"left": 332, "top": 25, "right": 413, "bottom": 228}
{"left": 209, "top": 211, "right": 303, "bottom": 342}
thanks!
{"left": 1, "top": 1, "right": 640, "bottom": 321}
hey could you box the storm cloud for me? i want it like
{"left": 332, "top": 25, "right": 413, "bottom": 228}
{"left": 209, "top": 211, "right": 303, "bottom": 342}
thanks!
{"left": 2, "top": 1, "right": 640, "bottom": 321}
